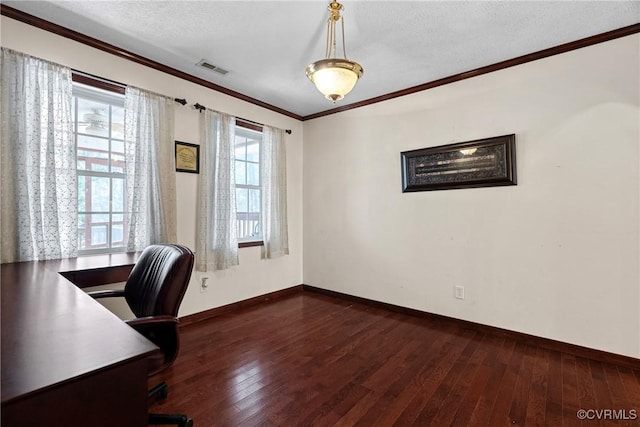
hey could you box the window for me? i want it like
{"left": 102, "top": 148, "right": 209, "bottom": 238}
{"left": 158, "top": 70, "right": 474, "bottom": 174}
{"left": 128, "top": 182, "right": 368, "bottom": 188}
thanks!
{"left": 73, "top": 83, "right": 126, "bottom": 254}
{"left": 234, "top": 123, "right": 262, "bottom": 242}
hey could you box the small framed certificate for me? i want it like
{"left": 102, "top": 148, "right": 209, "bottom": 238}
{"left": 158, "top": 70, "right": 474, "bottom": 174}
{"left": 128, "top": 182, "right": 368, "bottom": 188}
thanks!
{"left": 175, "top": 141, "right": 200, "bottom": 174}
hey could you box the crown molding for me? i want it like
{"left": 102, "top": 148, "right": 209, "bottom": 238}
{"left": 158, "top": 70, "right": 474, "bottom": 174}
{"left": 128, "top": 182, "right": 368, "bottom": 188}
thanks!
{"left": 303, "top": 23, "right": 640, "bottom": 121}
{"left": 0, "top": 4, "right": 303, "bottom": 121}
{"left": 2, "top": 5, "right": 638, "bottom": 122}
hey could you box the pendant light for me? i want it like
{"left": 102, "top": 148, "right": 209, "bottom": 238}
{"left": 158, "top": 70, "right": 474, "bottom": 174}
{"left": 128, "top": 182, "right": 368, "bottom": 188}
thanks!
{"left": 305, "top": 0, "right": 363, "bottom": 103}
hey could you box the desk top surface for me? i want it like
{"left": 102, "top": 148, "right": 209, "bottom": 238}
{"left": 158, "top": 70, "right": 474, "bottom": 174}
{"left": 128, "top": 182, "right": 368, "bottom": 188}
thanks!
{"left": 1, "top": 253, "right": 158, "bottom": 405}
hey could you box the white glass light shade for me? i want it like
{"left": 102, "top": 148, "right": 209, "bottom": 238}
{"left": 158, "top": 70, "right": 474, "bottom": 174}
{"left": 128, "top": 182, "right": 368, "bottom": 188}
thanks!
{"left": 306, "top": 59, "right": 363, "bottom": 103}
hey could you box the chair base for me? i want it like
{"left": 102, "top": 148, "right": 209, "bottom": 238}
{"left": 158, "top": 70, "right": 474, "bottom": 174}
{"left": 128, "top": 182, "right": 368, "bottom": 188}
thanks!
{"left": 148, "top": 382, "right": 192, "bottom": 426}
{"left": 149, "top": 413, "right": 193, "bottom": 427}
{"left": 149, "top": 381, "right": 169, "bottom": 400}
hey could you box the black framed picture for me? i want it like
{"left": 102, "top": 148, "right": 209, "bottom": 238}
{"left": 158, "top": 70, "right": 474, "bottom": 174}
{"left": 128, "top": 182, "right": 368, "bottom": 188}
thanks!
{"left": 175, "top": 141, "right": 200, "bottom": 174}
{"left": 401, "top": 134, "right": 517, "bottom": 192}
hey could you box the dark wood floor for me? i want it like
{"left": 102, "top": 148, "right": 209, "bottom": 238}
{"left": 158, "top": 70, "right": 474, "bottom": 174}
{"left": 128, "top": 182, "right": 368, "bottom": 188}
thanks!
{"left": 149, "top": 291, "right": 640, "bottom": 427}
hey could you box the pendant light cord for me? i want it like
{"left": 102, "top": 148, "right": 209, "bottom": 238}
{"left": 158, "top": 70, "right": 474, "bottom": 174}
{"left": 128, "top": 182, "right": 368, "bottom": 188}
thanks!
{"left": 341, "top": 17, "right": 348, "bottom": 59}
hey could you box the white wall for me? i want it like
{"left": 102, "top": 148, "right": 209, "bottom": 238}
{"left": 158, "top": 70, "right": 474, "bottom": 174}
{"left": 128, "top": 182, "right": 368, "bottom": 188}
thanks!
{"left": 0, "top": 17, "right": 304, "bottom": 317}
{"left": 303, "top": 35, "right": 640, "bottom": 358}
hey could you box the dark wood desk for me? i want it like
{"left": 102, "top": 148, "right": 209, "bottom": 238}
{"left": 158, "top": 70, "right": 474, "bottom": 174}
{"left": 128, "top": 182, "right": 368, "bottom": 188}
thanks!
{"left": 1, "top": 253, "right": 158, "bottom": 427}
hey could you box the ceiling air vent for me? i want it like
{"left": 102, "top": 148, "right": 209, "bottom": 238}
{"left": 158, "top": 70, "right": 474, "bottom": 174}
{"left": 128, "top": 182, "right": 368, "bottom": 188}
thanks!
{"left": 196, "top": 59, "right": 229, "bottom": 75}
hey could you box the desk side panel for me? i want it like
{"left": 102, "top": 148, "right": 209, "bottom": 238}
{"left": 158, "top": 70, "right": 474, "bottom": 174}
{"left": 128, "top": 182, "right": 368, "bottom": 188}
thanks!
{"left": 1, "top": 358, "right": 149, "bottom": 427}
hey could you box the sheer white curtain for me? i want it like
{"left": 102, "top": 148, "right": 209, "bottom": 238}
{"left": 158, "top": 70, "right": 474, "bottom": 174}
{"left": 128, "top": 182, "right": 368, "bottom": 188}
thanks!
{"left": 124, "top": 86, "right": 177, "bottom": 251}
{"left": 261, "top": 126, "right": 289, "bottom": 259}
{"left": 196, "top": 109, "right": 238, "bottom": 271}
{"left": 0, "top": 48, "right": 77, "bottom": 263}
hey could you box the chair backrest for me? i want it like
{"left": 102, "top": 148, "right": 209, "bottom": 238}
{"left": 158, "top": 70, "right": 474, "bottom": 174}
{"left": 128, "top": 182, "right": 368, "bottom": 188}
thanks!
{"left": 125, "top": 244, "right": 194, "bottom": 318}
{"left": 124, "top": 244, "right": 194, "bottom": 375}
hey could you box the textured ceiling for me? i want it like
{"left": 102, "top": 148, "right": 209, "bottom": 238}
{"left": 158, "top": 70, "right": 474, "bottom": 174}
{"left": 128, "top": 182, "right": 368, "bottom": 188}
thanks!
{"left": 4, "top": 1, "right": 639, "bottom": 118}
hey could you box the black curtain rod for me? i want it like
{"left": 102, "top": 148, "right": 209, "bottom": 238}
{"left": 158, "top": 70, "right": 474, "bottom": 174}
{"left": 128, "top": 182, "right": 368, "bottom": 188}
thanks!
{"left": 72, "top": 69, "right": 126, "bottom": 88}
{"left": 193, "top": 103, "right": 292, "bottom": 134}
{"left": 237, "top": 116, "right": 292, "bottom": 135}
{"left": 71, "top": 69, "right": 284, "bottom": 135}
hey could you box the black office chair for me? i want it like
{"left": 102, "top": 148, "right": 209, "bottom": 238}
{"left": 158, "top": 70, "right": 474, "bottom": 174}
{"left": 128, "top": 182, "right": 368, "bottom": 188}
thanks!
{"left": 89, "top": 244, "right": 195, "bottom": 427}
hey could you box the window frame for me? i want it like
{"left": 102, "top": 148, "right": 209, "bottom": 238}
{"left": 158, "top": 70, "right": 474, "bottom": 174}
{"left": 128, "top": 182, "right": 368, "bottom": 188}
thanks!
{"left": 73, "top": 80, "right": 127, "bottom": 256}
{"left": 235, "top": 120, "right": 264, "bottom": 248}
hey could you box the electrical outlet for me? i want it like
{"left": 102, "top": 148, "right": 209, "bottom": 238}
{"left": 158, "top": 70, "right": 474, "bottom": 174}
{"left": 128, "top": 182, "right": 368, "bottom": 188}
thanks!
{"left": 454, "top": 285, "right": 465, "bottom": 300}
{"left": 200, "top": 277, "right": 209, "bottom": 293}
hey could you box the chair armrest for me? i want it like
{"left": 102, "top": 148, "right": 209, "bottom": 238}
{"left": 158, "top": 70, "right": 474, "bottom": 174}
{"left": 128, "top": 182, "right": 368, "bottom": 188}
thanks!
{"left": 126, "top": 315, "right": 178, "bottom": 332}
{"left": 86, "top": 289, "right": 126, "bottom": 299}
